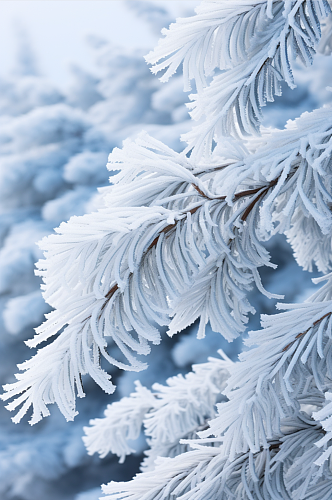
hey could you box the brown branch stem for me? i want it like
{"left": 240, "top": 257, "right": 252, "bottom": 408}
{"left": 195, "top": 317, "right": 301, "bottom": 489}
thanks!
{"left": 282, "top": 312, "right": 332, "bottom": 352}
{"left": 99, "top": 177, "right": 280, "bottom": 314}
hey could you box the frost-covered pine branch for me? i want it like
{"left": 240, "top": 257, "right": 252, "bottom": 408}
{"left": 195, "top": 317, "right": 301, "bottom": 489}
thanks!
{"left": 3, "top": 1, "right": 332, "bottom": 498}
{"left": 102, "top": 278, "right": 332, "bottom": 499}
{"left": 83, "top": 352, "right": 232, "bottom": 468}
{"left": 146, "top": 0, "right": 331, "bottom": 155}
{"left": 3, "top": 104, "right": 332, "bottom": 423}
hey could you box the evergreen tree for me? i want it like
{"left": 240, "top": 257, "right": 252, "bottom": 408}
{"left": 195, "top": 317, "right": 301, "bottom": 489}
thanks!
{"left": 2, "top": 1, "right": 332, "bottom": 499}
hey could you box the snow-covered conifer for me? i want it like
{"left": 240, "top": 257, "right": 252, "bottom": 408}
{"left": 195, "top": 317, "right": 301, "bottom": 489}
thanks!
{"left": 3, "top": 1, "right": 332, "bottom": 499}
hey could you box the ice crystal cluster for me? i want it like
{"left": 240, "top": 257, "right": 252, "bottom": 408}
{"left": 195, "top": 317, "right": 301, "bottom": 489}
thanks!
{"left": 3, "top": 1, "right": 332, "bottom": 499}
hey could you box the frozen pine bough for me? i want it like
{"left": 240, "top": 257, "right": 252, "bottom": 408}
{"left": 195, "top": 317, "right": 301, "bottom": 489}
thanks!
{"left": 3, "top": 1, "right": 332, "bottom": 498}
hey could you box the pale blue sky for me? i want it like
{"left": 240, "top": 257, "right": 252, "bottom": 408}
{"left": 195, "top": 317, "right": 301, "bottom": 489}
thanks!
{"left": 0, "top": 1, "right": 198, "bottom": 88}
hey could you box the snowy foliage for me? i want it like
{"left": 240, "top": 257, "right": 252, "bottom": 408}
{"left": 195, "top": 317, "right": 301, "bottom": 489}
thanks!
{"left": 4, "top": 105, "right": 332, "bottom": 424}
{"left": 2, "top": 1, "right": 332, "bottom": 499}
{"left": 83, "top": 352, "right": 231, "bottom": 467}
{"left": 146, "top": 0, "right": 331, "bottom": 154}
